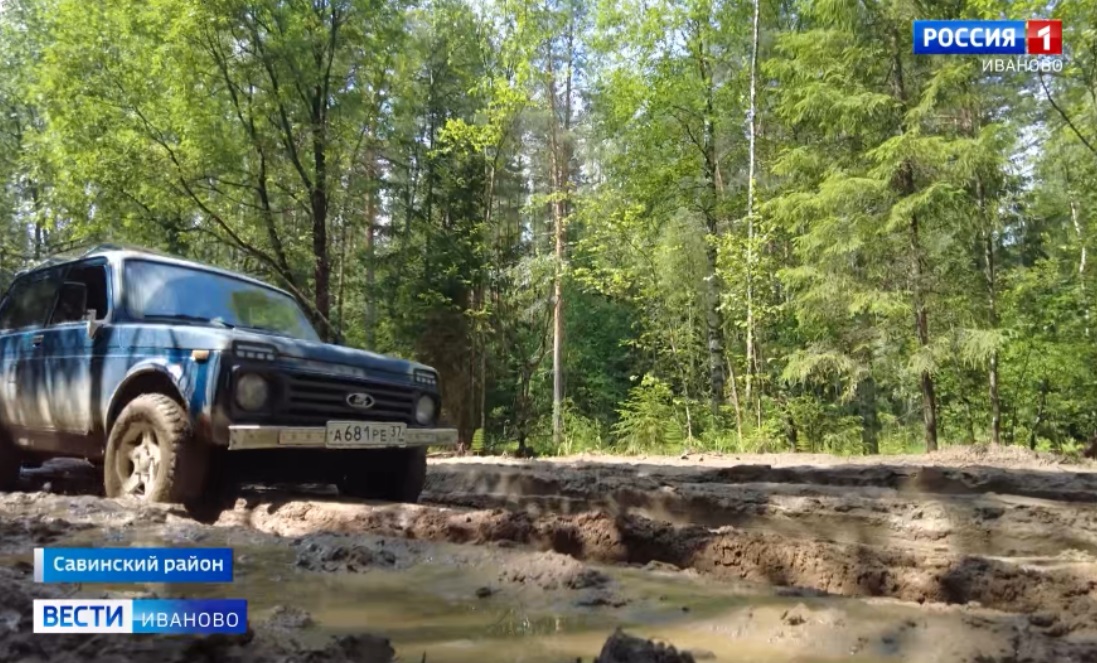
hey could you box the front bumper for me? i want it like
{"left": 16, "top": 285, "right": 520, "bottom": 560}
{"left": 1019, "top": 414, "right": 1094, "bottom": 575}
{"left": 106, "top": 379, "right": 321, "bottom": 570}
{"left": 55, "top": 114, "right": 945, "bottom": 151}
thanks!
{"left": 227, "top": 424, "right": 459, "bottom": 451}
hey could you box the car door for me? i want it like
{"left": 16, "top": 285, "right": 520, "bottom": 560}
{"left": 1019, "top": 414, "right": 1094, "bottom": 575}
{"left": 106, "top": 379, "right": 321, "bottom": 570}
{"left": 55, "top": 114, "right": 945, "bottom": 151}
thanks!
{"left": 38, "top": 259, "right": 112, "bottom": 436}
{"left": 0, "top": 267, "right": 64, "bottom": 435}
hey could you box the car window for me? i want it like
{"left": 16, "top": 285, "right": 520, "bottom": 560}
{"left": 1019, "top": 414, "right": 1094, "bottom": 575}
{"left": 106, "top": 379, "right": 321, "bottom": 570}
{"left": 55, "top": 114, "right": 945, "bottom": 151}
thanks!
{"left": 0, "top": 268, "right": 64, "bottom": 332}
{"left": 50, "top": 263, "right": 109, "bottom": 325}
{"left": 124, "top": 259, "right": 321, "bottom": 342}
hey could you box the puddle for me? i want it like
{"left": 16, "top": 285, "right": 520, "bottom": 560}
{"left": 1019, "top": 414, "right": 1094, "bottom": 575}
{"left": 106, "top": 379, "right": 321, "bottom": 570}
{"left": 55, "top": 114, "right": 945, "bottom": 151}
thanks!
{"left": 181, "top": 563, "right": 846, "bottom": 663}
{"left": 0, "top": 508, "right": 1056, "bottom": 663}
{"left": 7, "top": 522, "right": 823, "bottom": 661}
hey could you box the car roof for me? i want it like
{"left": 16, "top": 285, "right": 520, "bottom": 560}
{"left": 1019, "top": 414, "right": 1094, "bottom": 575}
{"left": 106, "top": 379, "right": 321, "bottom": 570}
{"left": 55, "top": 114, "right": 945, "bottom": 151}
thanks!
{"left": 16, "top": 244, "right": 294, "bottom": 298}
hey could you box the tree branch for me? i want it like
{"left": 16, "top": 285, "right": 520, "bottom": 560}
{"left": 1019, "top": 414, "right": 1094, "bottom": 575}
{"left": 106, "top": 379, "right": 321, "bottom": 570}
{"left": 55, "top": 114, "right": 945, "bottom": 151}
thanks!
{"left": 247, "top": 16, "right": 316, "bottom": 194}
{"left": 1040, "top": 73, "right": 1097, "bottom": 159}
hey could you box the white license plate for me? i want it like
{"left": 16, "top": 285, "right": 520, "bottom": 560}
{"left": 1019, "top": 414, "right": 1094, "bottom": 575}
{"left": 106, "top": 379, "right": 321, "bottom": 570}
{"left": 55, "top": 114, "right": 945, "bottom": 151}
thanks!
{"left": 325, "top": 421, "right": 407, "bottom": 447}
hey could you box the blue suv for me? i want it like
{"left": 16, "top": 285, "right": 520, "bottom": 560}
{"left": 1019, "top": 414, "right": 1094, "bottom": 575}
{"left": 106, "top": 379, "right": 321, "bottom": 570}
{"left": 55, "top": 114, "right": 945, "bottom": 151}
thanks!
{"left": 0, "top": 245, "right": 457, "bottom": 504}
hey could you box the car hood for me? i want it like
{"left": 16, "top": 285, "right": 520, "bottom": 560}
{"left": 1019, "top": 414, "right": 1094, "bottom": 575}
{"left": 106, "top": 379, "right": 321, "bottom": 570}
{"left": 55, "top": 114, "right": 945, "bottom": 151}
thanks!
{"left": 116, "top": 323, "right": 431, "bottom": 381}
{"left": 234, "top": 331, "right": 428, "bottom": 379}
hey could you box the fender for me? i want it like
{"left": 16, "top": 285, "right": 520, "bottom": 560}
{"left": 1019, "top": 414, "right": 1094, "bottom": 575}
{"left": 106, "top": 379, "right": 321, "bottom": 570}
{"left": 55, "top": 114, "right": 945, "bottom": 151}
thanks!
{"left": 102, "top": 359, "right": 190, "bottom": 434}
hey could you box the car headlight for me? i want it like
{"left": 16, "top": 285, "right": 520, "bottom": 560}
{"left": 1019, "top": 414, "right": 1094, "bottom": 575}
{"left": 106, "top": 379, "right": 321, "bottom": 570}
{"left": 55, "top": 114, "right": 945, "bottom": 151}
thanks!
{"left": 415, "top": 395, "right": 437, "bottom": 426}
{"left": 235, "top": 373, "right": 270, "bottom": 411}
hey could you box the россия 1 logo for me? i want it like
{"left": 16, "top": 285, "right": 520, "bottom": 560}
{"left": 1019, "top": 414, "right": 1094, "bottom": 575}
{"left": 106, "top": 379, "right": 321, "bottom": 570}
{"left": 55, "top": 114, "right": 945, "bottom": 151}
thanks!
{"left": 913, "top": 19, "right": 1062, "bottom": 55}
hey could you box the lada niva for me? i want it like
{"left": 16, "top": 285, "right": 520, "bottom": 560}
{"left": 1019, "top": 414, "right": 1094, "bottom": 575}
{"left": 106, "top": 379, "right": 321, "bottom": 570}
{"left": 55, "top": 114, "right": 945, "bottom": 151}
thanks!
{"left": 0, "top": 246, "right": 457, "bottom": 504}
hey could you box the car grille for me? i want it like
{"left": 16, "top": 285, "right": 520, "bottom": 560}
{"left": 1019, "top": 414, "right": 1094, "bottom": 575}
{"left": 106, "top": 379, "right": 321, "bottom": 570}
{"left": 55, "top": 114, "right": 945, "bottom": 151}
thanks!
{"left": 278, "top": 371, "right": 416, "bottom": 425}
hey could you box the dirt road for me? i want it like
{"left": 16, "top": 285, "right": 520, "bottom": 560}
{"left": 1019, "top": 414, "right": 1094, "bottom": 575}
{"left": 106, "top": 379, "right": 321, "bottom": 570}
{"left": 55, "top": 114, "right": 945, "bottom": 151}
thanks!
{"left": 2, "top": 445, "right": 1097, "bottom": 662}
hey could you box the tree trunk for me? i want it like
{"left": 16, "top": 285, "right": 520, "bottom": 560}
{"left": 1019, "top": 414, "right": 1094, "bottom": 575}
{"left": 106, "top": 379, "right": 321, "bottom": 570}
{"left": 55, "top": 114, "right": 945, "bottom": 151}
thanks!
{"left": 309, "top": 94, "right": 331, "bottom": 339}
{"left": 744, "top": 0, "right": 761, "bottom": 417}
{"left": 550, "top": 163, "right": 565, "bottom": 451}
{"left": 1071, "top": 199, "right": 1089, "bottom": 337}
{"left": 365, "top": 146, "right": 378, "bottom": 349}
{"left": 30, "top": 182, "right": 42, "bottom": 260}
{"left": 467, "top": 291, "right": 478, "bottom": 453}
{"left": 310, "top": 185, "right": 330, "bottom": 339}
{"left": 479, "top": 343, "right": 487, "bottom": 437}
{"left": 424, "top": 71, "right": 437, "bottom": 276}
{"left": 786, "top": 407, "right": 798, "bottom": 452}
{"left": 913, "top": 214, "right": 939, "bottom": 452}
{"left": 337, "top": 204, "right": 348, "bottom": 338}
{"left": 390, "top": 140, "right": 420, "bottom": 319}
{"left": 703, "top": 243, "right": 725, "bottom": 417}
{"left": 890, "top": 28, "right": 938, "bottom": 452}
{"left": 669, "top": 328, "right": 694, "bottom": 442}
{"left": 857, "top": 377, "right": 879, "bottom": 454}
{"left": 726, "top": 357, "right": 743, "bottom": 445}
{"left": 960, "top": 390, "right": 976, "bottom": 444}
{"left": 547, "top": 32, "right": 572, "bottom": 451}
{"left": 478, "top": 108, "right": 501, "bottom": 450}
{"left": 1029, "top": 378, "right": 1049, "bottom": 450}
{"left": 1007, "top": 344, "right": 1032, "bottom": 445}
{"left": 693, "top": 28, "right": 726, "bottom": 419}
{"left": 977, "top": 177, "right": 1002, "bottom": 445}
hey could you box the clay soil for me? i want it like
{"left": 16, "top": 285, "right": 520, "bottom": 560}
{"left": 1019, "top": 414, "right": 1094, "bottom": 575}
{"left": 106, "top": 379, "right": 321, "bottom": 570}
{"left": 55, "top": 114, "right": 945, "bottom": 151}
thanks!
{"left": 2, "top": 445, "right": 1096, "bottom": 662}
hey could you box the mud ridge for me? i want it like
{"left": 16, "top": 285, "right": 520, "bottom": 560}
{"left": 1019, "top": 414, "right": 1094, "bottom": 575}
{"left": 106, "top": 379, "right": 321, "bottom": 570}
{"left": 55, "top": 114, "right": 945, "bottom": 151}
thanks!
{"left": 422, "top": 484, "right": 1097, "bottom": 557}
{"left": 236, "top": 500, "right": 1097, "bottom": 634}
{"left": 0, "top": 516, "right": 94, "bottom": 553}
{"left": 426, "top": 461, "right": 1097, "bottom": 504}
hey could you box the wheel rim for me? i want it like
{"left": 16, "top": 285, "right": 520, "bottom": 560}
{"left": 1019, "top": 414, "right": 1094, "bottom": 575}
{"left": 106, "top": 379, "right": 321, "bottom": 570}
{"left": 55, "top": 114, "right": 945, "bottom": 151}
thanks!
{"left": 118, "top": 424, "right": 161, "bottom": 498}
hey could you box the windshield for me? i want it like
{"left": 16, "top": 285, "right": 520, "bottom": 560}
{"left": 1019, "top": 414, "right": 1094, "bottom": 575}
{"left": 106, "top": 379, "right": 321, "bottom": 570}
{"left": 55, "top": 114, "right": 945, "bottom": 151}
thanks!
{"left": 123, "top": 259, "right": 321, "bottom": 342}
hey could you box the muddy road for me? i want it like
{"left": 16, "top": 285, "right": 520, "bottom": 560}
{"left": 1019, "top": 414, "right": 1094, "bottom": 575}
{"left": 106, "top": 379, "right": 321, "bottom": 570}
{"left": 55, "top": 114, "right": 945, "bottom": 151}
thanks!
{"left": 2, "top": 445, "right": 1097, "bottom": 662}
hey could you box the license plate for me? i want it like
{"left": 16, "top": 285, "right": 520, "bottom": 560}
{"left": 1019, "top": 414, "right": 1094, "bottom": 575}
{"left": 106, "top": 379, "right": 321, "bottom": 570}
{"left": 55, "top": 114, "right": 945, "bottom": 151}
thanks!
{"left": 325, "top": 421, "right": 407, "bottom": 447}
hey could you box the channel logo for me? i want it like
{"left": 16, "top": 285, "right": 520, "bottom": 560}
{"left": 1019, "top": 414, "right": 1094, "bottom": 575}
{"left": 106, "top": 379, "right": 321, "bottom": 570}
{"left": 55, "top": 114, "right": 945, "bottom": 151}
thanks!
{"left": 33, "top": 599, "right": 248, "bottom": 634}
{"left": 913, "top": 19, "right": 1061, "bottom": 55}
{"left": 1026, "top": 20, "right": 1062, "bottom": 56}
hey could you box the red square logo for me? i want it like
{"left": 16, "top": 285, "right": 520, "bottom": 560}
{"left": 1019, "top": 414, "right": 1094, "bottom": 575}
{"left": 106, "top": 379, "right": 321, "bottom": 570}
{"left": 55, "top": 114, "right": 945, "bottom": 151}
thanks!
{"left": 1027, "top": 19, "right": 1062, "bottom": 55}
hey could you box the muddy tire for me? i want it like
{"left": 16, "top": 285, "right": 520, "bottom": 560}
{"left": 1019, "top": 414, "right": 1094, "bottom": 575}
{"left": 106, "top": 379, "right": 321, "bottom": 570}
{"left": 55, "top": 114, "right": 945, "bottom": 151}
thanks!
{"left": 0, "top": 430, "right": 19, "bottom": 491}
{"left": 104, "top": 394, "right": 208, "bottom": 503}
{"left": 336, "top": 447, "right": 427, "bottom": 503}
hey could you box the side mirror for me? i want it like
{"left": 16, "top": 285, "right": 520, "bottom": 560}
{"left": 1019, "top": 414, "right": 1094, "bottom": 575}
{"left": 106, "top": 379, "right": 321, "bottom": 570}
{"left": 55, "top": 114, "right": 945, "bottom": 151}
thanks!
{"left": 85, "top": 309, "right": 101, "bottom": 339}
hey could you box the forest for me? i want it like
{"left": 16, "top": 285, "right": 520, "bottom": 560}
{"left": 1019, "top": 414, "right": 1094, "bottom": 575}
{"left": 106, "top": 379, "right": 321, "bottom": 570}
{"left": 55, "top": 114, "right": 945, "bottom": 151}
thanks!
{"left": 0, "top": 0, "right": 1094, "bottom": 457}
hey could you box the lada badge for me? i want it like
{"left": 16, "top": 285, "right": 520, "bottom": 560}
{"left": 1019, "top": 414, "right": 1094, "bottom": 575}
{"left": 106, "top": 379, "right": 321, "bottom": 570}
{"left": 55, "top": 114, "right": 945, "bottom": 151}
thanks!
{"left": 346, "top": 393, "right": 375, "bottom": 409}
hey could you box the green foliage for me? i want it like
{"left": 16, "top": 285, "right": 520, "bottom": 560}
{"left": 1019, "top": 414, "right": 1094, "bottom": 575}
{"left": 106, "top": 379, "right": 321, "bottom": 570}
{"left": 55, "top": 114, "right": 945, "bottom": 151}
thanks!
{"left": 611, "top": 374, "right": 685, "bottom": 454}
{"left": 558, "top": 405, "right": 611, "bottom": 455}
{"left": 1, "top": 0, "right": 1097, "bottom": 460}
{"left": 784, "top": 396, "right": 864, "bottom": 455}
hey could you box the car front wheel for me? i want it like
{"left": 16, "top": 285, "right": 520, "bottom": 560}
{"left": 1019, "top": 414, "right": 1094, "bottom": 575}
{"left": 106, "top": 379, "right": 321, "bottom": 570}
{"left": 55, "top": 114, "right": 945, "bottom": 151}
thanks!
{"left": 104, "top": 394, "right": 208, "bottom": 503}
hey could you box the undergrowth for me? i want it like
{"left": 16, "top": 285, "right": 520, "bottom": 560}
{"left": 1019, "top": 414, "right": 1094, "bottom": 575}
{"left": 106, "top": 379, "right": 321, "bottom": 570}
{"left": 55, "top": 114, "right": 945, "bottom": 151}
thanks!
{"left": 478, "top": 374, "right": 1088, "bottom": 458}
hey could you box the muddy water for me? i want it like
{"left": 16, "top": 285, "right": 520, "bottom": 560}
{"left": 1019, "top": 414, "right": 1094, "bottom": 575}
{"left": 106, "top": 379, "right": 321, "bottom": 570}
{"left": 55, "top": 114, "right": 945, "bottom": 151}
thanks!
{"left": 8, "top": 522, "right": 1030, "bottom": 663}
{"left": 31, "top": 526, "right": 756, "bottom": 661}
